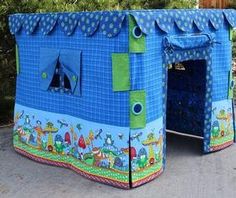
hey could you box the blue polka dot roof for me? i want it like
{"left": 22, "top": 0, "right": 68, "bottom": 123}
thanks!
{"left": 8, "top": 9, "right": 236, "bottom": 37}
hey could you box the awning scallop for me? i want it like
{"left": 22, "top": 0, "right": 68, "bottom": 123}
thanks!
{"left": 130, "top": 11, "right": 156, "bottom": 34}
{"left": 58, "top": 13, "right": 79, "bottom": 36}
{"left": 39, "top": 13, "right": 58, "bottom": 35}
{"left": 100, "top": 11, "right": 126, "bottom": 37}
{"left": 78, "top": 12, "right": 101, "bottom": 36}
{"left": 23, "top": 14, "right": 41, "bottom": 35}
{"left": 8, "top": 9, "right": 236, "bottom": 37}
{"left": 223, "top": 9, "right": 236, "bottom": 27}
{"left": 9, "top": 14, "right": 24, "bottom": 34}
{"left": 208, "top": 10, "right": 224, "bottom": 30}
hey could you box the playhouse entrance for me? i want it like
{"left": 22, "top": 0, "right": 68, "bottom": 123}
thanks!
{"left": 166, "top": 60, "right": 207, "bottom": 137}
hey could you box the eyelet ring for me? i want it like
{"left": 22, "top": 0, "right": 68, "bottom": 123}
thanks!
{"left": 132, "top": 26, "right": 142, "bottom": 39}
{"left": 132, "top": 102, "right": 143, "bottom": 115}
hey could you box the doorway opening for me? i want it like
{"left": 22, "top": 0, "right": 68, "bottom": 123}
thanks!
{"left": 166, "top": 60, "right": 207, "bottom": 138}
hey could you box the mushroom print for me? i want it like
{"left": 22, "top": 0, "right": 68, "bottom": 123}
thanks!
{"left": 64, "top": 132, "right": 71, "bottom": 145}
{"left": 216, "top": 110, "right": 227, "bottom": 137}
{"left": 43, "top": 122, "right": 58, "bottom": 152}
{"left": 34, "top": 122, "right": 45, "bottom": 149}
{"left": 142, "top": 133, "right": 161, "bottom": 165}
{"left": 78, "top": 135, "right": 86, "bottom": 159}
{"left": 121, "top": 147, "right": 137, "bottom": 160}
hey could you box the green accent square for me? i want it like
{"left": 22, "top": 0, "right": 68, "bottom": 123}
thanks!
{"left": 130, "top": 90, "right": 146, "bottom": 129}
{"left": 15, "top": 44, "right": 20, "bottom": 75}
{"left": 228, "top": 70, "right": 234, "bottom": 99}
{"left": 129, "top": 16, "right": 146, "bottom": 53}
{"left": 112, "top": 53, "right": 130, "bottom": 91}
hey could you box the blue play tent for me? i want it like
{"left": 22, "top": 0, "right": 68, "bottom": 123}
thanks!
{"left": 9, "top": 9, "right": 236, "bottom": 188}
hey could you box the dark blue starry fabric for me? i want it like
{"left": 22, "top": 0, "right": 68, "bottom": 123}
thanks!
{"left": 9, "top": 14, "right": 24, "bottom": 34}
{"left": 100, "top": 11, "right": 126, "bottom": 37}
{"left": 39, "top": 14, "right": 58, "bottom": 35}
{"left": 22, "top": 14, "right": 41, "bottom": 35}
{"left": 58, "top": 13, "right": 78, "bottom": 36}
{"left": 78, "top": 12, "right": 101, "bottom": 36}
{"left": 8, "top": 9, "right": 236, "bottom": 37}
{"left": 130, "top": 9, "right": 236, "bottom": 34}
{"left": 223, "top": 9, "right": 236, "bottom": 27}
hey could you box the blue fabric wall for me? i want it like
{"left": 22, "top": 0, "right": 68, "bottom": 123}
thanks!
{"left": 211, "top": 22, "right": 231, "bottom": 101}
{"left": 14, "top": 11, "right": 232, "bottom": 128}
{"left": 15, "top": 18, "right": 130, "bottom": 127}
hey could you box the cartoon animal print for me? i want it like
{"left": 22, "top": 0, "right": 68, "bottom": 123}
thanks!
{"left": 137, "top": 148, "right": 148, "bottom": 169}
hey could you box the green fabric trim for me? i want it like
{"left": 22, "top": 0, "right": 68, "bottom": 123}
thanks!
{"left": 112, "top": 53, "right": 130, "bottom": 91}
{"left": 229, "top": 28, "right": 233, "bottom": 41}
{"left": 130, "top": 90, "right": 146, "bottom": 129}
{"left": 129, "top": 16, "right": 146, "bottom": 53}
{"left": 15, "top": 44, "right": 20, "bottom": 75}
{"left": 228, "top": 70, "right": 234, "bottom": 99}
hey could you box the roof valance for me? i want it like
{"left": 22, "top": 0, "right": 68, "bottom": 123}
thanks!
{"left": 9, "top": 9, "right": 236, "bottom": 37}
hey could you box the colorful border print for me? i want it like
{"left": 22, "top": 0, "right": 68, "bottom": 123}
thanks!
{"left": 210, "top": 99, "right": 235, "bottom": 151}
{"left": 13, "top": 104, "right": 130, "bottom": 188}
{"left": 130, "top": 117, "right": 164, "bottom": 187}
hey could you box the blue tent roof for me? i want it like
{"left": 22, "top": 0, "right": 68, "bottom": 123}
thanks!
{"left": 8, "top": 9, "right": 236, "bottom": 37}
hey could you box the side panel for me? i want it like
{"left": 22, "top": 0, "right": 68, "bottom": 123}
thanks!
{"left": 209, "top": 99, "right": 234, "bottom": 151}
{"left": 13, "top": 104, "right": 130, "bottom": 188}
{"left": 130, "top": 117, "right": 164, "bottom": 187}
{"left": 208, "top": 24, "right": 235, "bottom": 152}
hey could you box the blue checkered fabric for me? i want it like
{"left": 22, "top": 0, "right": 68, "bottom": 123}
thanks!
{"left": 15, "top": 18, "right": 129, "bottom": 126}
{"left": 10, "top": 10, "right": 235, "bottom": 128}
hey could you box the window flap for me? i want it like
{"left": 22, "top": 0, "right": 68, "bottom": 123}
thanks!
{"left": 59, "top": 49, "right": 82, "bottom": 95}
{"left": 39, "top": 48, "right": 59, "bottom": 91}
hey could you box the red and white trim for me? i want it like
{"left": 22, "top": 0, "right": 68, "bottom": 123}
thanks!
{"left": 132, "top": 168, "right": 163, "bottom": 188}
{"left": 15, "top": 147, "right": 130, "bottom": 189}
{"left": 210, "top": 140, "right": 234, "bottom": 152}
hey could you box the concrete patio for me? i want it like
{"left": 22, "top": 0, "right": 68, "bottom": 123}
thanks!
{"left": 1, "top": 127, "right": 236, "bottom": 198}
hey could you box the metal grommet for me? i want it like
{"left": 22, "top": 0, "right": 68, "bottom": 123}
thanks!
{"left": 132, "top": 26, "right": 142, "bottom": 39}
{"left": 132, "top": 102, "right": 143, "bottom": 115}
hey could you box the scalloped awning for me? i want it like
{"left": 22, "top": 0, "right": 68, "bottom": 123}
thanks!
{"left": 8, "top": 9, "right": 236, "bottom": 38}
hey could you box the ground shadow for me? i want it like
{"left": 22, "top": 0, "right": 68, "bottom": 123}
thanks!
{"left": 166, "top": 132, "right": 203, "bottom": 157}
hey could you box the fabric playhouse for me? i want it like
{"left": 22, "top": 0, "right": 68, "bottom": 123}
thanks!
{"left": 8, "top": 9, "right": 236, "bottom": 188}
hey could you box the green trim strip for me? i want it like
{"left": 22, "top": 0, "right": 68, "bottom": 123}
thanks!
{"left": 229, "top": 27, "right": 233, "bottom": 41}
{"left": 112, "top": 53, "right": 130, "bottom": 91}
{"left": 16, "top": 44, "right": 20, "bottom": 75}
{"left": 228, "top": 69, "right": 234, "bottom": 99}
{"left": 130, "top": 90, "right": 146, "bottom": 129}
{"left": 129, "top": 16, "right": 146, "bottom": 53}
